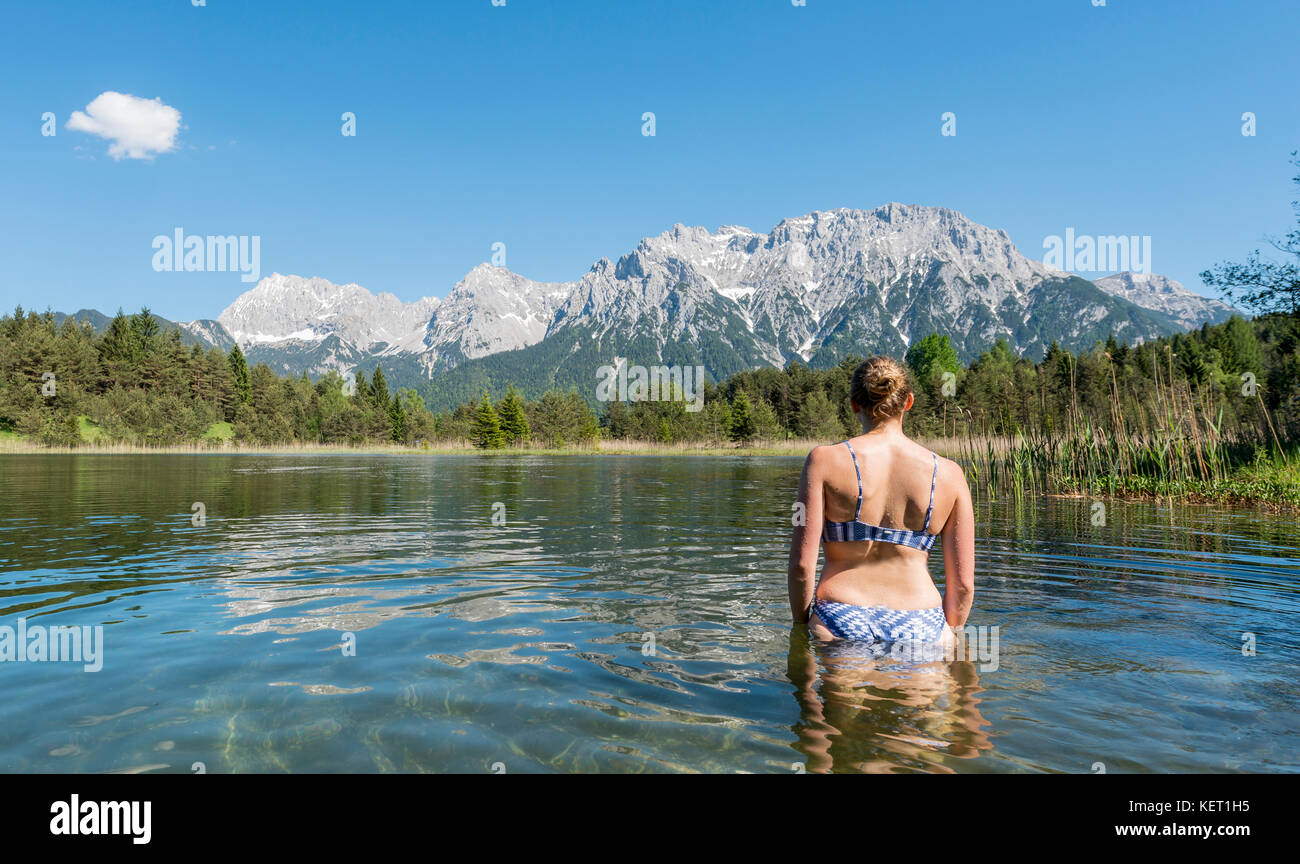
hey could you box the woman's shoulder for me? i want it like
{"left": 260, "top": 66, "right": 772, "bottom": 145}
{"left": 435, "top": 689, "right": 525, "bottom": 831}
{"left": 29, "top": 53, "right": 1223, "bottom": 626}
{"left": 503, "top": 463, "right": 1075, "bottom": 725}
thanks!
{"left": 804, "top": 440, "right": 846, "bottom": 468}
{"left": 899, "top": 440, "right": 963, "bottom": 482}
{"left": 805, "top": 440, "right": 859, "bottom": 480}
{"left": 929, "top": 451, "right": 969, "bottom": 492}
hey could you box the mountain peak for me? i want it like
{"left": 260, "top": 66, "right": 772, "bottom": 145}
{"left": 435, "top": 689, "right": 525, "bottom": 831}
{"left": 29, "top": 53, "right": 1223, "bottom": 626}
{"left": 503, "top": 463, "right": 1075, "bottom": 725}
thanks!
{"left": 1093, "top": 272, "right": 1236, "bottom": 329}
{"left": 218, "top": 273, "right": 438, "bottom": 349}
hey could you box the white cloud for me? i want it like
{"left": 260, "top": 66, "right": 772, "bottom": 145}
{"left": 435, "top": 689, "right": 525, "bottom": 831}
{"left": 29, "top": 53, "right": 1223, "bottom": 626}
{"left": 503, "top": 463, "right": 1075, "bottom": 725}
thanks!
{"left": 67, "top": 91, "right": 181, "bottom": 160}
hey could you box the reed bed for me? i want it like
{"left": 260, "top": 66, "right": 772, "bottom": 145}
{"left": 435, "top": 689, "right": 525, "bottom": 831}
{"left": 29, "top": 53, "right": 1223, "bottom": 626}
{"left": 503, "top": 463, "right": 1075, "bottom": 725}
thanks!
{"left": 929, "top": 362, "right": 1299, "bottom": 509}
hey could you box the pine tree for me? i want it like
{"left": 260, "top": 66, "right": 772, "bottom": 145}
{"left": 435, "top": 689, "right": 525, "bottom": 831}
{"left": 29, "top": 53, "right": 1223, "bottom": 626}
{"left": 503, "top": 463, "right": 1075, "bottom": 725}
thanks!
{"left": 389, "top": 393, "right": 407, "bottom": 442}
{"left": 371, "top": 365, "right": 391, "bottom": 412}
{"left": 131, "top": 308, "right": 161, "bottom": 352}
{"left": 99, "top": 312, "right": 138, "bottom": 388}
{"left": 228, "top": 344, "right": 252, "bottom": 407}
{"left": 354, "top": 370, "right": 371, "bottom": 403}
{"left": 573, "top": 392, "right": 602, "bottom": 443}
{"left": 730, "top": 390, "right": 756, "bottom": 443}
{"left": 749, "top": 396, "right": 783, "bottom": 440}
{"left": 470, "top": 392, "right": 505, "bottom": 449}
{"left": 496, "top": 385, "right": 530, "bottom": 445}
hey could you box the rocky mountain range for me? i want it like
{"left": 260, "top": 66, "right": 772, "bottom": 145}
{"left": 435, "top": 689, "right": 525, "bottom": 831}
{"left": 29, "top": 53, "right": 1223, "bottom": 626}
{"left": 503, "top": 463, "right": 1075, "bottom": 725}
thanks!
{"left": 56, "top": 204, "right": 1239, "bottom": 408}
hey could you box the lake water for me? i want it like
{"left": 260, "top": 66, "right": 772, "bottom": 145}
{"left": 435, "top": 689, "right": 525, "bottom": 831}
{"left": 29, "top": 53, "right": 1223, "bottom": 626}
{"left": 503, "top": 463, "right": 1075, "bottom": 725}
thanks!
{"left": 0, "top": 453, "right": 1296, "bottom": 773}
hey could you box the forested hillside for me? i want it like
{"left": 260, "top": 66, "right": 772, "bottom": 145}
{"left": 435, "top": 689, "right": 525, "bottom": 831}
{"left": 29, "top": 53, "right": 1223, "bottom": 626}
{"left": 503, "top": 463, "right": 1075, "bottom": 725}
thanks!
{"left": 2, "top": 304, "right": 1293, "bottom": 452}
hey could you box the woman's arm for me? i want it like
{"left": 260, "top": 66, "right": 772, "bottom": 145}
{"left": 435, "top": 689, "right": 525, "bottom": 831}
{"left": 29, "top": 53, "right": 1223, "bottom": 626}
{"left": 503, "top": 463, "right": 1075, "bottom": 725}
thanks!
{"left": 787, "top": 448, "right": 825, "bottom": 623}
{"left": 940, "top": 461, "right": 975, "bottom": 629}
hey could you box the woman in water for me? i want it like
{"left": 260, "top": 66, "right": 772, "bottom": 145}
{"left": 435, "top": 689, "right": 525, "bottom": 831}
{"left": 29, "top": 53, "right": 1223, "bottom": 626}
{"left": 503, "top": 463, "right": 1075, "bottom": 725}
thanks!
{"left": 788, "top": 355, "right": 975, "bottom": 647}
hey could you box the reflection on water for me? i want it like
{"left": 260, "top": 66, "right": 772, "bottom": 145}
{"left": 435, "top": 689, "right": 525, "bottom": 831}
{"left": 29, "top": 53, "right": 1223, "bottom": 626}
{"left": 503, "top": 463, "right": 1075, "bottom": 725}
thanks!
{"left": 788, "top": 626, "right": 994, "bottom": 773}
{"left": 0, "top": 453, "right": 1296, "bottom": 773}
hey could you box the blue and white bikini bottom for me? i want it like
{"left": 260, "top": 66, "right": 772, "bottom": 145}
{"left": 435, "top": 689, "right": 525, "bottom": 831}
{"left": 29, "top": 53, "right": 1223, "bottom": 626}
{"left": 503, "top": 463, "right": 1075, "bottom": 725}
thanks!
{"left": 810, "top": 599, "right": 948, "bottom": 659}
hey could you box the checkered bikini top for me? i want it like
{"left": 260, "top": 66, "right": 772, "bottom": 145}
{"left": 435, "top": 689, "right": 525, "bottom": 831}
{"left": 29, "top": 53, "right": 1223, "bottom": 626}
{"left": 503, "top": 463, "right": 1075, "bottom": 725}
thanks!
{"left": 821, "top": 441, "right": 940, "bottom": 552}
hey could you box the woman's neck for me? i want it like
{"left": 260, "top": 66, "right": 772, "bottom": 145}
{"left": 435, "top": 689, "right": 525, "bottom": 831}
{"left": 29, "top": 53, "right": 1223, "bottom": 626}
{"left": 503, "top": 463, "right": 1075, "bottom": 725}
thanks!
{"left": 857, "top": 416, "right": 905, "bottom": 437}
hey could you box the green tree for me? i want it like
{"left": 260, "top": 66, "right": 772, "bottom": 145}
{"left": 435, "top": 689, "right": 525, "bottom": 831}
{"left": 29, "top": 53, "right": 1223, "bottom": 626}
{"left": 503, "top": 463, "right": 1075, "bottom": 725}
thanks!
{"left": 37, "top": 407, "right": 80, "bottom": 447}
{"left": 396, "top": 388, "right": 434, "bottom": 443}
{"left": 530, "top": 390, "right": 598, "bottom": 447}
{"left": 1211, "top": 314, "right": 1263, "bottom": 375}
{"left": 99, "top": 311, "right": 139, "bottom": 389}
{"left": 748, "top": 395, "right": 783, "bottom": 440}
{"left": 905, "top": 333, "right": 961, "bottom": 389}
{"left": 963, "top": 339, "right": 1019, "bottom": 433}
{"left": 730, "top": 390, "right": 756, "bottom": 442}
{"left": 389, "top": 393, "right": 407, "bottom": 443}
{"left": 701, "top": 398, "right": 732, "bottom": 442}
{"left": 203, "top": 347, "right": 235, "bottom": 420}
{"left": 496, "top": 385, "right": 530, "bottom": 445}
{"left": 796, "top": 387, "right": 843, "bottom": 441}
{"left": 371, "top": 365, "right": 391, "bottom": 412}
{"left": 227, "top": 344, "right": 252, "bottom": 408}
{"left": 130, "top": 308, "right": 161, "bottom": 353}
{"left": 470, "top": 392, "right": 505, "bottom": 449}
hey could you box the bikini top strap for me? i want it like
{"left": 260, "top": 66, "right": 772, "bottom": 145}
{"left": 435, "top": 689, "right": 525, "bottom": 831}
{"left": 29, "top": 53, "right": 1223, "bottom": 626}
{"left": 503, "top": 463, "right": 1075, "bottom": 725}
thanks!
{"left": 922, "top": 452, "right": 938, "bottom": 531}
{"left": 844, "top": 440, "right": 863, "bottom": 520}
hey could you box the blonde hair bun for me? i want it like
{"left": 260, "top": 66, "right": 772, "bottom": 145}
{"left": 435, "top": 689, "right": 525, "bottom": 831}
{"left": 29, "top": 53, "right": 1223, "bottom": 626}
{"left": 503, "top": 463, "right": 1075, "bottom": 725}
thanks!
{"left": 850, "top": 356, "right": 913, "bottom": 421}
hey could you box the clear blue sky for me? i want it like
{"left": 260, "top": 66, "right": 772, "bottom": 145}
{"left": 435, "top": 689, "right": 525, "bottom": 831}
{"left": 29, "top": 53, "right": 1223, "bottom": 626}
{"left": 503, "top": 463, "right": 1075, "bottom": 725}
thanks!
{"left": 1, "top": 0, "right": 1296, "bottom": 322}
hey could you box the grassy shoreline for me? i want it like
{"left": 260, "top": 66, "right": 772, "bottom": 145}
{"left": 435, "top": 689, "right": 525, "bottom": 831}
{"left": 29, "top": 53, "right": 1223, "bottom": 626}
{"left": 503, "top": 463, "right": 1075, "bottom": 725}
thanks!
{"left": 0, "top": 436, "right": 820, "bottom": 456}
{"left": 3, "top": 433, "right": 1296, "bottom": 510}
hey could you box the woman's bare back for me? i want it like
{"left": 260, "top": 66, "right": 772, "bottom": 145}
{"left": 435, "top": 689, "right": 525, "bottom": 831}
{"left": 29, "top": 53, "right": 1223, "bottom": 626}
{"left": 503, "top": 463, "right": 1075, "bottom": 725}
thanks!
{"left": 815, "top": 432, "right": 959, "bottom": 610}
